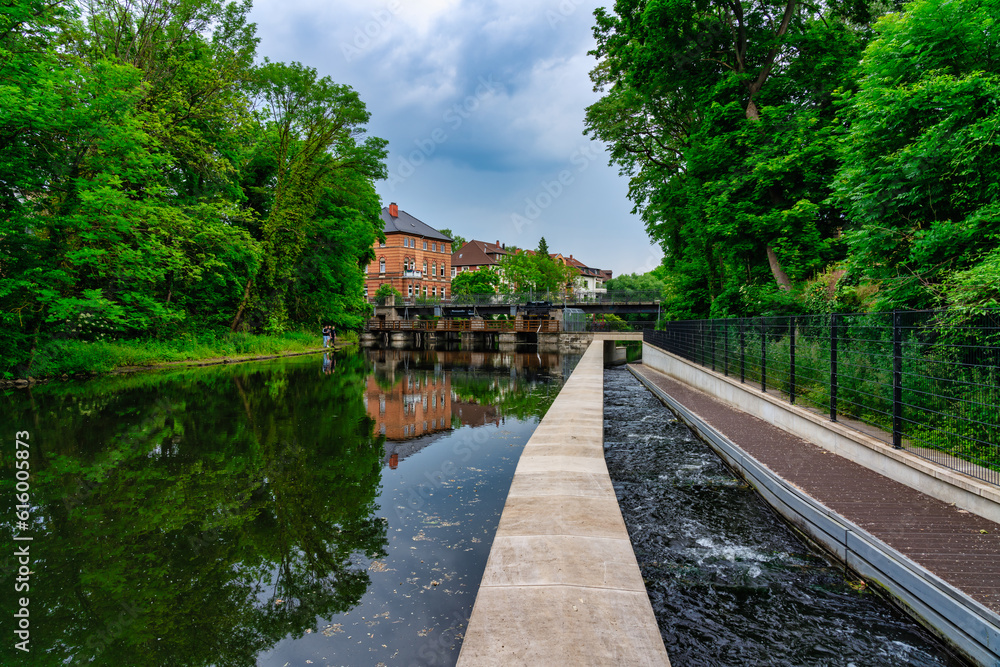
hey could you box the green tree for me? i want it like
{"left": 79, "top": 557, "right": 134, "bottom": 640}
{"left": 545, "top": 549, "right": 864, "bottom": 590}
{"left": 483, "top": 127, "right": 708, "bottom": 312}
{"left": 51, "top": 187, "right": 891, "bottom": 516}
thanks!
{"left": 235, "top": 60, "right": 387, "bottom": 332}
{"left": 438, "top": 228, "right": 465, "bottom": 249}
{"left": 451, "top": 267, "right": 501, "bottom": 295}
{"left": 833, "top": 0, "right": 1000, "bottom": 310}
{"left": 585, "top": 1, "right": 886, "bottom": 317}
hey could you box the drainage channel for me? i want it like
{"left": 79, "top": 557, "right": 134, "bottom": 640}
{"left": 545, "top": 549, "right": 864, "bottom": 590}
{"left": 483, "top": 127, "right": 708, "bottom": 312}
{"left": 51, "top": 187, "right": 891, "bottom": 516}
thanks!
{"left": 603, "top": 366, "right": 968, "bottom": 667}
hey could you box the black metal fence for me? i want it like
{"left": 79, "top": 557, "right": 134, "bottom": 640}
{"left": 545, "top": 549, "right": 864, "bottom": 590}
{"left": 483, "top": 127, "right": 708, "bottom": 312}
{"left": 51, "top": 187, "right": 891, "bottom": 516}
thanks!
{"left": 645, "top": 310, "right": 1000, "bottom": 486}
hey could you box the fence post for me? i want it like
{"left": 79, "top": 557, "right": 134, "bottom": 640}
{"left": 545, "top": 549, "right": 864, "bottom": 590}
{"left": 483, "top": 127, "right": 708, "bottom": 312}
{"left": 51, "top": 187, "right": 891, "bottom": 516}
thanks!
{"left": 740, "top": 318, "right": 746, "bottom": 383}
{"left": 710, "top": 320, "right": 716, "bottom": 372}
{"left": 830, "top": 313, "right": 839, "bottom": 422}
{"left": 893, "top": 311, "right": 903, "bottom": 449}
{"left": 789, "top": 315, "right": 796, "bottom": 404}
{"left": 700, "top": 321, "right": 706, "bottom": 367}
{"left": 724, "top": 321, "right": 729, "bottom": 377}
{"left": 760, "top": 316, "right": 767, "bottom": 392}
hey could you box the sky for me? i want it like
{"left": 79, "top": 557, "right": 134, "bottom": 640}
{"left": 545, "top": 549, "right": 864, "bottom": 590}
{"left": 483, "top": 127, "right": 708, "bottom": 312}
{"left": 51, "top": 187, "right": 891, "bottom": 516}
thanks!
{"left": 247, "top": 0, "right": 664, "bottom": 278}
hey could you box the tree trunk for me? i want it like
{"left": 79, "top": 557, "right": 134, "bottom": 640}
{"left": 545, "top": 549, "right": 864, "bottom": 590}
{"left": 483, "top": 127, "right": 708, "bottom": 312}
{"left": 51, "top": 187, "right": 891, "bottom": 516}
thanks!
{"left": 230, "top": 278, "right": 253, "bottom": 332}
{"left": 766, "top": 246, "right": 792, "bottom": 291}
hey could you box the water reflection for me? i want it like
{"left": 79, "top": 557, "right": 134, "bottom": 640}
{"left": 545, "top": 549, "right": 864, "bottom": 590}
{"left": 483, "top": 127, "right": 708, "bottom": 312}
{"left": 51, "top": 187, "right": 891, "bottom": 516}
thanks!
{"left": 1, "top": 349, "right": 578, "bottom": 666}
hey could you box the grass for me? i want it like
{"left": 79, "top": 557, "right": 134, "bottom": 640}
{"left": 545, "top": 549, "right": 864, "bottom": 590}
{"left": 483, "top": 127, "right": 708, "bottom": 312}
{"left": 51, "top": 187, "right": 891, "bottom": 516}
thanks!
{"left": 24, "top": 330, "right": 358, "bottom": 378}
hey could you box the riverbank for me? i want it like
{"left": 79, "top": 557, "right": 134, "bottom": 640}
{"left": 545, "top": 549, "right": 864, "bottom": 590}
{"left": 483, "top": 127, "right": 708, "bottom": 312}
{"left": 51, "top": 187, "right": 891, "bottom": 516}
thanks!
{"left": 1, "top": 331, "right": 355, "bottom": 388}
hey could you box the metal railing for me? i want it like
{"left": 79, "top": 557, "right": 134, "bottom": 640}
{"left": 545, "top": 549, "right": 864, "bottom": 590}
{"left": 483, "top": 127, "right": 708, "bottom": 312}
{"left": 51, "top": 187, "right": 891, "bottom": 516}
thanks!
{"left": 366, "top": 319, "right": 562, "bottom": 333}
{"left": 645, "top": 310, "right": 1000, "bottom": 485}
{"left": 369, "top": 290, "right": 664, "bottom": 307}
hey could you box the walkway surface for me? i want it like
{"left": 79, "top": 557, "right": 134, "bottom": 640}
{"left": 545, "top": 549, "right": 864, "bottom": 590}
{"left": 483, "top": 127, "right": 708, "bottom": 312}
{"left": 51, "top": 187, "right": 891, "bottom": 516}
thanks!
{"left": 458, "top": 342, "right": 670, "bottom": 666}
{"left": 630, "top": 363, "right": 1000, "bottom": 615}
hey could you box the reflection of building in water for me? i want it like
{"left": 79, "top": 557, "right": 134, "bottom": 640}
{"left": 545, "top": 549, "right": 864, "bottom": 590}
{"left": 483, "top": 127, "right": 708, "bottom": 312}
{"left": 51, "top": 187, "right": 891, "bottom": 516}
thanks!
{"left": 365, "top": 371, "right": 452, "bottom": 441}
{"left": 365, "top": 368, "right": 453, "bottom": 469}
{"left": 453, "top": 400, "right": 500, "bottom": 428}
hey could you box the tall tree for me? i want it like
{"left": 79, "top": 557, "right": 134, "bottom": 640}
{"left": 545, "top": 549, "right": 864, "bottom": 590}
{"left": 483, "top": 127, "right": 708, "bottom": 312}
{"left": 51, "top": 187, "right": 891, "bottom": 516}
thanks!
{"left": 232, "top": 60, "right": 387, "bottom": 332}
{"left": 585, "top": 0, "right": 885, "bottom": 317}
{"left": 833, "top": 0, "right": 1000, "bottom": 310}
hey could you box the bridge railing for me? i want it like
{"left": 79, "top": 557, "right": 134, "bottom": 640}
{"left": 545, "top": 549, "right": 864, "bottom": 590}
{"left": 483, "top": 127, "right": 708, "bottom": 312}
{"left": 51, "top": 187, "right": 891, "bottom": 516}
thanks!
{"left": 442, "top": 290, "right": 664, "bottom": 307}
{"left": 646, "top": 310, "right": 1000, "bottom": 486}
{"left": 365, "top": 319, "right": 562, "bottom": 333}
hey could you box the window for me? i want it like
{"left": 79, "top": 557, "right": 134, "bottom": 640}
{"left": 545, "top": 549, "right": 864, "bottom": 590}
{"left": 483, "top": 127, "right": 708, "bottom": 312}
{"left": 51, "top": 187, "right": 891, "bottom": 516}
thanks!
{"left": 423, "top": 240, "right": 428, "bottom": 250}
{"left": 432, "top": 243, "right": 436, "bottom": 252}
{"left": 451, "top": 267, "right": 456, "bottom": 278}
{"left": 431, "top": 262, "right": 436, "bottom": 277}
{"left": 379, "top": 258, "right": 385, "bottom": 273}
{"left": 440, "top": 265, "right": 445, "bottom": 277}
{"left": 408, "top": 284, "right": 413, "bottom": 296}
{"left": 432, "top": 286, "right": 436, "bottom": 297}
{"left": 423, "top": 285, "right": 427, "bottom": 297}
{"left": 441, "top": 287, "right": 446, "bottom": 299}
{"left": 423, "top": 261, "right": 427, "bottom": 274}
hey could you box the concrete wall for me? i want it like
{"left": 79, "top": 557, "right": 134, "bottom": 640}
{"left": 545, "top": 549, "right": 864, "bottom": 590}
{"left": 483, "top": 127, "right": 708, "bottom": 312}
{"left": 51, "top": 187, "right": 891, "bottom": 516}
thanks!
{"left": 643, "top": 342, "right": 1000, "bottom": 525}
{"left": 459, "top": 342, "right": 670, "bottom": 665}
{"left": 630, "top": 363, "right": 1000, "bottom": 667}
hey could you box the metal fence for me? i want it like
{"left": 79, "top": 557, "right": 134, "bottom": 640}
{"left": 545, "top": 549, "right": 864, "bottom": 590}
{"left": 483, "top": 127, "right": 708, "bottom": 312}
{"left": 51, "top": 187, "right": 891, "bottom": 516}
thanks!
{"left": 645, "top": 310, "right": 1000, "bottom": 486}
{"left": 372, "top": 290, "right": 663, "bottom": 307}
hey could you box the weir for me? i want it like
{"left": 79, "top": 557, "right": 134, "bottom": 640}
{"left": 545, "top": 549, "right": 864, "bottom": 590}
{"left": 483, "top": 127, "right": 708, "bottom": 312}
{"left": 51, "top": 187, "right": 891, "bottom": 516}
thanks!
{"left": 457, "top": 341, "right": 670, "bottom": 665}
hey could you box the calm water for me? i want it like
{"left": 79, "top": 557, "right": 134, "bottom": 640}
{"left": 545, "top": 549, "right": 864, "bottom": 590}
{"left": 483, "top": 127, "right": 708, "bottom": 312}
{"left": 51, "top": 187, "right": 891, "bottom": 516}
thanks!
{"left": 604, "top": 366, "right": 968, "bottom": 666}
{"left": 0, "top": 349, "right": 579, "bottom": 666}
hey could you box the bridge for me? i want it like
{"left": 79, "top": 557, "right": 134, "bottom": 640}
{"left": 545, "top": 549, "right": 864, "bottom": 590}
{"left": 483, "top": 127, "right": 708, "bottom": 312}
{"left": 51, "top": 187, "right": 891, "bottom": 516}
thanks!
{"left": 368, "top": 289, "right": 663, "bottom": 318}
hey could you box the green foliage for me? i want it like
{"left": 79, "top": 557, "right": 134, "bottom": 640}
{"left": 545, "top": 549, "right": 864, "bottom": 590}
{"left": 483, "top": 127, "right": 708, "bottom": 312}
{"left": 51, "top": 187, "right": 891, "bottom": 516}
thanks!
{"left": 372, "top": 284, "right": 403, "bottom": 303}
{"left": 437, "top": 228, "right": 465, "bottom": 248}
{"left": 0, "top": 0, "right": 386, "bottom": 377}
{"left": 451, "top": 267, "right": 501, "bottom": 295}
{"left": 584, "top": 1, "right": 889, "bottom": 317}
{"left": 833, "top": 0, "right": 1000, "bottom": 310}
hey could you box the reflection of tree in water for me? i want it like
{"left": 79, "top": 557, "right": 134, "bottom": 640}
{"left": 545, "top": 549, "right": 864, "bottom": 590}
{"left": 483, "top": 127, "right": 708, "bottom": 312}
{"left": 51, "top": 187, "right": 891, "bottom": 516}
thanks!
{"left": 0, "top": 353, "right": 386, "bottom": 666}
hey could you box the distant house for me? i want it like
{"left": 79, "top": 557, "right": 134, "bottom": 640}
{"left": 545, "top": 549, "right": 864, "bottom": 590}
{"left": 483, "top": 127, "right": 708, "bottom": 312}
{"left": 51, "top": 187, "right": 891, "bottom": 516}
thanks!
{"left": 365, "top": 203, "right": 453, "bottom": 301}
{"left": 450, "top": 240, "right": 508, "bottom": 276}
{"left": 553, "top": 254, "right": 612, "bottom": 292}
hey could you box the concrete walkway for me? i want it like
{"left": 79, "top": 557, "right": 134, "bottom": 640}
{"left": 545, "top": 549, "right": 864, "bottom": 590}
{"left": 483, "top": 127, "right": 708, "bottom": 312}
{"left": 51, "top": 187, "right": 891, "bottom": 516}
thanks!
{"left": 458, "top": 342, "right": 670, "bottom": 666}
{"left": 630, "top": 360, "right": 1000, "bottom": 666}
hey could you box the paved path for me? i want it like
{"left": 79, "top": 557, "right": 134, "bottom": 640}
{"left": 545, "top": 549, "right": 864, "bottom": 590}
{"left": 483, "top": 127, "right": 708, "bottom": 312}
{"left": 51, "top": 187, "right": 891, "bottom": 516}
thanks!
{"left": 630, "top": 363, "right": 1000, "bottom": 615}
{"left": 458, "top": 342, "right": 670, "bottom": 666}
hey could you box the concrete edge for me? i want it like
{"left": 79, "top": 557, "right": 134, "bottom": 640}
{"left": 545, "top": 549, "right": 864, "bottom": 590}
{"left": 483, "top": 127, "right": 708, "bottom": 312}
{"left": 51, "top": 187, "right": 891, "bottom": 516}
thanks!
{"left": 629, "top": 365, "right": 1000, "bottom": 667}
{"left": 641, "top": 342, "right": 1000, "bottom": 523}
{"left": 457, "top": 342, "right": 670, "bottom": 666}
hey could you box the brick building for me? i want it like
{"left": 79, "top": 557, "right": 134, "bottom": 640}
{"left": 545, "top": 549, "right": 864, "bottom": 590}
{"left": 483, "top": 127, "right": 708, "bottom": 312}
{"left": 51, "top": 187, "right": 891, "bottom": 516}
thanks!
{"left": 450, "top": 239, "right": 508, "bottom": 276}
{"left": 364, "top": 203, "right": 453, "bottom": 301}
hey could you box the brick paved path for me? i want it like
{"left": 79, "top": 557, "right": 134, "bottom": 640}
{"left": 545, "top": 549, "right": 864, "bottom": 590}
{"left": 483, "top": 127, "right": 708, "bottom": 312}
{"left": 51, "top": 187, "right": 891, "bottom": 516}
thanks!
{"left": 630, "top": 363, "right": 1000, "bottom": 614}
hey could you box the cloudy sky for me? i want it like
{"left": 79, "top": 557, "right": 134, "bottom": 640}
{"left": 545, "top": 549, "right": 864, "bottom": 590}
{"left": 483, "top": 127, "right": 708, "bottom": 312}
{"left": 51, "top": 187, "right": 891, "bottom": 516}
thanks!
{"left": 247, "top": 0, "right": 663, "bottom": 277}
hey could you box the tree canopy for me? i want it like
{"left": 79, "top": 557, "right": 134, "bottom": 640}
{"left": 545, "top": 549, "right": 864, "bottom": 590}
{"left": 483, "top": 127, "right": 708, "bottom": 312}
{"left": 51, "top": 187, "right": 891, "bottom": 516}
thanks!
{"left": 0, "top": 0, "right": 387, "bottom": 376}
{"left": 588, "top": 0, "right": 1000, "bottom": 317}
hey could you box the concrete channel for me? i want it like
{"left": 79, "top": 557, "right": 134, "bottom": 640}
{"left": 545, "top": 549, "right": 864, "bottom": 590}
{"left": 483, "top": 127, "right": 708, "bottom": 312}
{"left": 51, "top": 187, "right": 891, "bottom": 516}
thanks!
{"left": 458, "top": 341, "right": 671, "bottom": 666}
{"left": 634, "top": 343, "right": 1000, "bottom": 667}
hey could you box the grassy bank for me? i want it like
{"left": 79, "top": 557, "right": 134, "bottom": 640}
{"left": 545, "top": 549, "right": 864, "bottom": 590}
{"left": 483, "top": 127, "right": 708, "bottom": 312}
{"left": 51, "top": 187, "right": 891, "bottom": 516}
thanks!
{"left": 18, "top": 330, "right": 357, "bottom": 379}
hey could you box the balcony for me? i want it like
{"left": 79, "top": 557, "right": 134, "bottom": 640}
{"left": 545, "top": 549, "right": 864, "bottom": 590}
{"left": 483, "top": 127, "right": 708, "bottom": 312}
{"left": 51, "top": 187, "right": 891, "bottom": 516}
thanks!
{"left": 402, "top": 270, "right": 423, "bottom": 278}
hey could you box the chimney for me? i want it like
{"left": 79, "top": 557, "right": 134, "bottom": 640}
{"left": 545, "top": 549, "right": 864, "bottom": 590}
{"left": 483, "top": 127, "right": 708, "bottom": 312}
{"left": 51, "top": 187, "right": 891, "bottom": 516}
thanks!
{"left": 389, "top": 203, "right": 398, "bottom": 217}
{"left": 570, "top": 254, "right": 573, "bottom": 260}
{"left": 495, "top": 239, "right": 500, "bottom": 247}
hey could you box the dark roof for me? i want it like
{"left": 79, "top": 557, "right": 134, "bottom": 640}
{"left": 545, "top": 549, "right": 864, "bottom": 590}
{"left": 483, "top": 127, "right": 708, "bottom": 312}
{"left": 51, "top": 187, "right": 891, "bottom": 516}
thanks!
{"left": 452, "top": 240, "right": 508, "bottom": 267}
{"left": 381, "top": 207, "right": 451, "bottom": 242}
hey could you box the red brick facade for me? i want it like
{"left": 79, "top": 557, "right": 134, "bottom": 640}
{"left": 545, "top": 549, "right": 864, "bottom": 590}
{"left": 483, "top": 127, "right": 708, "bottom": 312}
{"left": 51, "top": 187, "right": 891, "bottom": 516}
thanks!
{"left": 364, "top": 205, "right": 453, "bottom": 300}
